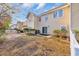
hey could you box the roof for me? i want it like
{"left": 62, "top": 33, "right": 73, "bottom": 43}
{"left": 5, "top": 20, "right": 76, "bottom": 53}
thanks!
{"left": 26, "top": 4, "right": 70, "bottom": 18}
{"left": 26, "top": 12, "right": 37, "bottom": 19}
{"left": 40, "top": 4, "right": 70, "bottom": 16}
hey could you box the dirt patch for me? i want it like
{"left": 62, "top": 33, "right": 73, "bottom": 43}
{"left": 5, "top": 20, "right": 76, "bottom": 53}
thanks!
{"left": 0, "top": 34, "right": 70, "bottom": 56}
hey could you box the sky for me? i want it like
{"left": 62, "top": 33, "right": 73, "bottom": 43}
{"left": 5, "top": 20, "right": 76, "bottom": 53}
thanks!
{"left": 11, "top": 3, "right": 64, "bottom": 24}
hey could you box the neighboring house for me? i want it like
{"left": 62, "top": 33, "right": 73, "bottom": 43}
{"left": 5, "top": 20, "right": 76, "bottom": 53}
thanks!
{"left": 16, "top": 21, "right": 27, "bottom": 30}
{"left": 71, "top": 3, "right": 79, "bottom": 56}
{"left": 71, "top": 3, "right": 79, "bottom": 31}
{"left": 27, "top": 4, "right": 70, "bottom": 35}
{"left": 26, "top": 12, "right": 40, "bottom": 30}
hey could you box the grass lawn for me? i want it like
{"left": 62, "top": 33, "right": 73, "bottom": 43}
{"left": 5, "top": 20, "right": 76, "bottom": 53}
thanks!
{"left": 0, "top": 34, "right": 70, "bottom": 56}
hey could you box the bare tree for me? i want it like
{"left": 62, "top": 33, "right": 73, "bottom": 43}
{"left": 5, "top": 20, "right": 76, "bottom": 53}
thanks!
{"left": 0, "top": 3, "right": 17, "bottom": 18}
{"left": 0, "top": 3, "right": 20, "bottom": 29}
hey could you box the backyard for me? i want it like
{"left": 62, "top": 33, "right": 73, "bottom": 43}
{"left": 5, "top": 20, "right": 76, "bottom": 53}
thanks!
{"left": 0, "top": 31, "right": 70, "bottom": 56}
{"left": 0, "top": 3, "right": 70, "bottom": 56}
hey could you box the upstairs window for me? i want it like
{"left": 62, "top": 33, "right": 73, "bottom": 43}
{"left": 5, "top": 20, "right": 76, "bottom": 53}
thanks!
{"left": 45, "top": 16, "right": 48, "bottom": 21}
{"left": 60, "top": 25, "right": 66, "bottom": 31}
{"left": 58, "top": 10, "right": 64, "bottom": 17}
{"left": 53, "top": 9, "right": 64, "bottom": 18}
{"left": 53, "top": 11, "right": 57, "bottom": 18}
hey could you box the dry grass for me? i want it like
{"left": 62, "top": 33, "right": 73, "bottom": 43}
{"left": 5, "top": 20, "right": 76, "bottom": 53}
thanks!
{"left": 0, "top": 35, "right": 70, "bottom": 56}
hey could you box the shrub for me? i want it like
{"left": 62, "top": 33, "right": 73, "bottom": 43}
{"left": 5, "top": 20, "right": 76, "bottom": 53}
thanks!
{"left": 23, "top": 28, "right": 36, "bottom": 35}
{"left": 53, "top": 29, "right": 61, "bottom": 34}
{"left": 0, "top": 28, "right": 5, "bottom": 37}
{"left": 24, "top": 28, "right": 36, "bottom": 32}
{"left": 53, "top": 29, "right": 68, "bottom": 39}
{"left": 53, "top": 29, "right": 61, "bottom": 37}
{"left": 0, "top": 36, "right": 5, "bottom": 44}
{"left": 61, "top": 28, "right": 68, "bottom": 33}
{"left": 15, "top": 28, "right": 24, "bottom": 33}
{"left": 74, "top": 29, "right": 79, "bottom": 34}
{"left": 0, "top": 28, "right": 5, "bottom": 44}
{"left": 61, "top": 29, "right": 68, "bottom": 36}
{"left": 74, "top": 29, "right": 79, "bottom": 43}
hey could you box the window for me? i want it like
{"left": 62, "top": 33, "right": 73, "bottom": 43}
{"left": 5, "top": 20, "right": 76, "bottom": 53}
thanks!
{"left": 58, "top": 10, "right": 64, "bottom": 17}
{"left": 45, "top": 16, "right": 48, "bottom": 21}
{"left": 53, "top": 9, "right": 64, "bottom": 18}
{"left": 60, "top": 25, "right": 66, "bottom": 30}
{"left": 53, "top": 11, "right": 57, "bottom": 18}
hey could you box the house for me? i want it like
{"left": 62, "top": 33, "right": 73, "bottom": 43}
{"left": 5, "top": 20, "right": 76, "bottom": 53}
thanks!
{"left": 16, "top": 21, "right": 27, "bottom": 30}
{"left": 26, "top": 12, "right": 40, "bottom": 30}
{"left": 27, "top": 4, "right": 70, "bottom": 35}
{"left": 71, "top": 3, "right": 79, "bottom": 56}
{"left": 71, "top": 3, "right": 79, "bottom": 31}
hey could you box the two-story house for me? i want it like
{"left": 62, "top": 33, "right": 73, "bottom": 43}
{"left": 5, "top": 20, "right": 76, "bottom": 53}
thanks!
{"left": 39, "top": 4, "right": 70, "bottom": 34}
{"left": 27, "top": 4, "right": 70, "bottom": 35}
{"left": 26, "top": 12, "right": 40, "bottom": 30}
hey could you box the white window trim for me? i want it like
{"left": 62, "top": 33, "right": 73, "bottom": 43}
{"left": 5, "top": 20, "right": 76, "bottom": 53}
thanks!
{"left": 53, "top": 9, "right": 64, "bottom": 19}
{"left": 43, "top": 15, "right": 48, "bottom": 21}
